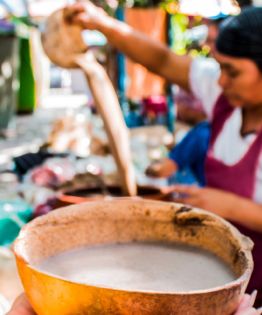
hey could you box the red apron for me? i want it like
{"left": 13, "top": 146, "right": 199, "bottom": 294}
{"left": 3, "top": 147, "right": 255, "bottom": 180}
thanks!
{"left": 205, "top": 94, "right": 262, "bottom": 306}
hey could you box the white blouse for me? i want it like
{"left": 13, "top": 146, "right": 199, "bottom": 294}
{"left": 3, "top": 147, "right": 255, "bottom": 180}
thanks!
{"left": 189, "top": 57, "right": 262, "bottom": 204}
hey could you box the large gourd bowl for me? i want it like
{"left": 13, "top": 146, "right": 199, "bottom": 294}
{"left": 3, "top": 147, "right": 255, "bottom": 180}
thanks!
{"left": 14, "top": 198, "right": 253, "bottom": 315}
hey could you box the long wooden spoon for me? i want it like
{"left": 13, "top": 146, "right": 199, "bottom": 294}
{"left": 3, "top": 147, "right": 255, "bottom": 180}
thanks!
{"left": 41, "top": 8, "right": 137, "bottom": 196}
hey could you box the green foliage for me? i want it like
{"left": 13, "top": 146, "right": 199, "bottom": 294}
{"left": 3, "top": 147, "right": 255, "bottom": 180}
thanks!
{"left": 169, "top": 13, "right": 208, "bottom": 57}
{"left": 170, "top": 13, "right": 189, "bottom": 55}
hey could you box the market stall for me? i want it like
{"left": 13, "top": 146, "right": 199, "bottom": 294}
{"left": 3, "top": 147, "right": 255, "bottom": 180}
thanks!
{"left": 0, "top": 0, "right": 262, "bottom": 314}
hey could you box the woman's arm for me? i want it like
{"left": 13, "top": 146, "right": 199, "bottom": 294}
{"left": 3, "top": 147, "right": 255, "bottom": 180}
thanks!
{"left": 65, "top": 1, "right": 192, "bottom": 91}
{"left": 172, "top": 185, "right": 262, "bottom": 232}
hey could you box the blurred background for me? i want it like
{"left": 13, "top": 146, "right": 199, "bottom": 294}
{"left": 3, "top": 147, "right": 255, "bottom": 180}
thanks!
{"left": 0, "top": 0, "right": 261, "bottom": 312}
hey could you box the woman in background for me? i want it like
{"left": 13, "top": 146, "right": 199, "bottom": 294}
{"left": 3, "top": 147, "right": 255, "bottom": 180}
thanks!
{"left": 66, "top": 3, "right": 262, "bottom": 304}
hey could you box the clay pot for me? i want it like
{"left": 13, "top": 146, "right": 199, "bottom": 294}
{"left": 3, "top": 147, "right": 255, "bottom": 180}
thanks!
{"left": 14, "top": 198, "right": 253, "bottom": 315}
{"left": 54, "top": 185, "right": 173, "bottom": 208}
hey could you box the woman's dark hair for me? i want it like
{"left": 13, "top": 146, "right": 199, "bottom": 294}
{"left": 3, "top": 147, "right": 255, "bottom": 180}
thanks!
{"left": 234, "top": 0, "right": 253, "bottom": 8}
{"left": 216, "top": 7, "right": 262, "bottom": 72}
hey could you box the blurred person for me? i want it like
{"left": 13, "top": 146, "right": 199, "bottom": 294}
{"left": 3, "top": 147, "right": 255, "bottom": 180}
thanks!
{"left": 147, "top": 16, "right": 225, "bottom": 184}
{"left": 66, "top": 4, "right": 262, "bottom": 304}
{"left": 146, "top": 121, "right": 210, "bottom": 186}
{"left": 175, "top": 15, "right": 226, "bottom": 125}
{"left": 146, "top": 18, "right": 225, "bottom": 186}
{"left": 205, "top": 17, "right": 226, "bottom": 56}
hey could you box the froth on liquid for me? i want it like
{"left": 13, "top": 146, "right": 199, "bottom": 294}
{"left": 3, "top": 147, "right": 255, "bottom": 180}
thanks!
{"left": 35, "top": 242, "right": 236, "bottom": 292}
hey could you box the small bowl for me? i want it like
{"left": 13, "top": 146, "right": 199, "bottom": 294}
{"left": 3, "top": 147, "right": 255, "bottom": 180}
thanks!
{"left": 41, "top": 9, "right": 88, "bottom": 68}
{"left": 14, "top": 198, "right": 253, "bottom": 315}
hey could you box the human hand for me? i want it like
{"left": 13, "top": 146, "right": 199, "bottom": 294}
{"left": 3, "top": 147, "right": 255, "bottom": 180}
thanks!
{"left": 64, "top": 1, "right": 108, "bottom": 30}
{"left": 6, "top": 292, "right": 261, "bottom": 315}
{"left": 7, "top": 294, "right": 35, "bottom": 315}
{"left": 145, "top": 158, "right": 177, "bottom": 178}
{"left": 234, "top": 292, "right": 262, "bottom": 315}
{"left": 171, "top": 185, "right": 236, "bottom": 220}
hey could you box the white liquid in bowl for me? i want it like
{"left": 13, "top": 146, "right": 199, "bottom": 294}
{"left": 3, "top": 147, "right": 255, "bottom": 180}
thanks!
{"left": 35, "top": 242, "right": 236, "bottom": 292}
